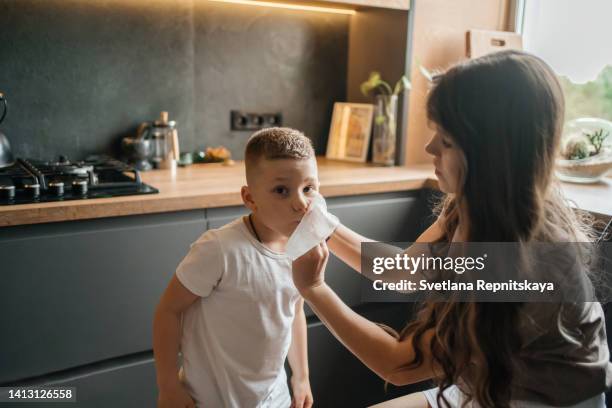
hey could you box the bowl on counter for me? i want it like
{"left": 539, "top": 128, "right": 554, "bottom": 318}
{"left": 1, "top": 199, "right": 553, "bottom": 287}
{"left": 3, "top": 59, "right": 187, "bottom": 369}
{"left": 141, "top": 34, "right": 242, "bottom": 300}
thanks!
{"left": 556, "top": 117, "right": 612, "bottom": 183}
{"left": 556, "top": 153, "right": 612, "bottom": 183}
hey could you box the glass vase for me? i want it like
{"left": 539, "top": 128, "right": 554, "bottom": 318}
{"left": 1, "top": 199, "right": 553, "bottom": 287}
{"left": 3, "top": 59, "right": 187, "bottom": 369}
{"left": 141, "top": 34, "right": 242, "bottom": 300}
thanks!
{"left": 372, "top": 94, "right": 398, "bottom": 166}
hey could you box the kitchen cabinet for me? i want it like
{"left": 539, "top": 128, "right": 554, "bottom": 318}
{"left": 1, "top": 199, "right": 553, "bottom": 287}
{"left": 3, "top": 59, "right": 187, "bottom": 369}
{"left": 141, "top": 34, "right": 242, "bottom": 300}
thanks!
{"left": 0, "top": 356, "right": 157, "bottom": 408}
{"left": 305, "top": 303, "right": 433, "bottom": 407}
{"left": 52, "top": 357, "right": 157, "bottom": 408}
{"left": 0, "top": 210, "right": 205, "bottom": 383}
{"left": 207, "top": 205, "right": 249, "bottom": 230}
{"left": 327, "top": 190, "right": 431, "bottom": 242}
{"left": 0, "top": 190, "right": 435, "bottom": 405}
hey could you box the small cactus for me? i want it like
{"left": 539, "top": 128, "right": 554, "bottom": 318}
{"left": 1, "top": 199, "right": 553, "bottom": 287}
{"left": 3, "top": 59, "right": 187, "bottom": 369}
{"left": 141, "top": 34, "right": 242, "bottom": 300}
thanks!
{"left": 563, "top": 140, "right": 590, "bottom": 160}
{"left": 584, "top": 128, "right": 609, "bottom": 155}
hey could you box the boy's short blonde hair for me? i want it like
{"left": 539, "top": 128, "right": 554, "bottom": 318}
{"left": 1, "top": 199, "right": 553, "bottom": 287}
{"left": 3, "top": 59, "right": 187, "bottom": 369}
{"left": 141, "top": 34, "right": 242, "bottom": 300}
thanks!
{"left": 245, "top": 127, "right": 315, "bottom": 180}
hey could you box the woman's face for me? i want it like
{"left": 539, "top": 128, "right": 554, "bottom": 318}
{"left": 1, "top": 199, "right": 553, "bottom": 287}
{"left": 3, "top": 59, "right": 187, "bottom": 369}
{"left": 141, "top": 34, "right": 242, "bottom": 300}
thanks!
{"left": 425, "top": 126, "right": 466, "bottom": 194}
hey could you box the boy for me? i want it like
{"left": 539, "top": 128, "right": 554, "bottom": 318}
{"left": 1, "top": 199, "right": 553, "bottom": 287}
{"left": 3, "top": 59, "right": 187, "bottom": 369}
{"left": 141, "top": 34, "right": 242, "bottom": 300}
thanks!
{"left": 153, "top": 127, "right": 316, "bottom": 408}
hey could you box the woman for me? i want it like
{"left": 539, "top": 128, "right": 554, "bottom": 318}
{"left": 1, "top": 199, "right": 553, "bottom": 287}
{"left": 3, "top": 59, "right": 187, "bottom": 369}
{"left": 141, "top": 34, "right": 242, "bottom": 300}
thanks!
{"left": 292, "top": 51, "right": 611, "bottom": 407}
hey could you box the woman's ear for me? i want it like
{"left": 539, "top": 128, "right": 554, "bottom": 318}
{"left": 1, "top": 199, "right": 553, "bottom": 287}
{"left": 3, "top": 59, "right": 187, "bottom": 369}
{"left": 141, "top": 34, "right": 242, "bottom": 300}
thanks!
{"left": 241, "top": 185, "right": 256, "bottom": 212}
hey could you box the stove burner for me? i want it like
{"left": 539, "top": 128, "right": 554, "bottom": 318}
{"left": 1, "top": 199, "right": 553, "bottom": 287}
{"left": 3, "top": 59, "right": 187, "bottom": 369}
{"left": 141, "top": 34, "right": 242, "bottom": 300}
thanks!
{"left": 0, "top": 156, "right": 158, "bottom": 205}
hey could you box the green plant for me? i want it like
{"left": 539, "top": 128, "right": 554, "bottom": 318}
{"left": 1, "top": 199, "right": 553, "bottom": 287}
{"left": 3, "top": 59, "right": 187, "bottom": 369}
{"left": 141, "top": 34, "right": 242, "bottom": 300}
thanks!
{"left": 360, "top": 72, "right": 411, "bottom": 125}
{"left": 584, "top": 128, "right": 609, "bottom": 155}
{"left": 360, "top": 72, "right": 411, "bottom": 164}
{"left": 563, "top": 140, "right": 590, "bottom": 160}
{"left": 360, "top": 71, "right": 411, "bottom": 98}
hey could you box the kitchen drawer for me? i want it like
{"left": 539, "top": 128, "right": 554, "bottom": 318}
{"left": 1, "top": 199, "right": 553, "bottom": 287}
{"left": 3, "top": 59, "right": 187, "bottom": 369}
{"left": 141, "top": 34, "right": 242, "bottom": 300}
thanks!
{"left": 326, "top": 191, "right": 432, "bottom": 242}
{"left": 206, "top": 205, "right": 249, "bottom": 230}
{"left": 0, "top": 355, "right": 157, "bottom": 408}
{"left": 0, "top": 211, "right": 206, "bottom": 383}
{"left": 305, "top": 303, "right": 432, "bottom": 407}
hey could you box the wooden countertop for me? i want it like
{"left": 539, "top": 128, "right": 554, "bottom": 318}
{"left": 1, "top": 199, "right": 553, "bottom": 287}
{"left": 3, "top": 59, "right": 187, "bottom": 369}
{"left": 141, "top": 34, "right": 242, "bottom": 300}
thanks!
{"left": 0, "top": 159, "right": 436, "bottom": 227}
{"left": 0, "top": 158, "right": 609, "bottom": 227}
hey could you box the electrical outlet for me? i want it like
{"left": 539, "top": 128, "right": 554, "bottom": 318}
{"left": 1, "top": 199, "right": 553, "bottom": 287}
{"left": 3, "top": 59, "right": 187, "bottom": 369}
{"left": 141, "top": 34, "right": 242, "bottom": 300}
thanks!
{"left": 231, "top": 110, "right": 282, "bottom": 131}
{"left": 261, "top": 113, "right": 282, "bottom": 127}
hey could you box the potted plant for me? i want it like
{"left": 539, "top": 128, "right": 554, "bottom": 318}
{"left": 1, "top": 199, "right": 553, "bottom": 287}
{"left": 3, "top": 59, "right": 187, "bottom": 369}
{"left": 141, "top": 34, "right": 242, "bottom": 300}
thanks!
{"left": 360, "top": 72, "right": 411, "bottom": 166}
{"left": 556, "top": 117, "right": 612, "bottom": 183}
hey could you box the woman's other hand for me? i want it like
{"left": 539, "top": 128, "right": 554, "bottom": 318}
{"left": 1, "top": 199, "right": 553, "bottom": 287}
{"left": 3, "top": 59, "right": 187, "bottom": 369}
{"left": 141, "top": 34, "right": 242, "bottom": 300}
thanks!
{"left": 292, "top": 242, "right": 329, "bottom": 298}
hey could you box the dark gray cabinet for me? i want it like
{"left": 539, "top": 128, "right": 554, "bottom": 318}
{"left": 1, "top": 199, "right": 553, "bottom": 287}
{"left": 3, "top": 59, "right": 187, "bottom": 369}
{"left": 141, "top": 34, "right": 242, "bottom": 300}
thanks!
{"left": 207, "top": 205, "right": 249, "bottom": 230}
{"left": 327, "top": 191, "right": 431, "bottom": 242}
{"left": 0, "top": 190, "right": 435, "bottom": 406}
{"left": 306, "top": 303, "right": 433, "bottom": 408}
{"left": 0, "top": 357, "right": 157, "bottom": 408}
{"left": 0, "top": 211, "right": 205, "bottom": 383}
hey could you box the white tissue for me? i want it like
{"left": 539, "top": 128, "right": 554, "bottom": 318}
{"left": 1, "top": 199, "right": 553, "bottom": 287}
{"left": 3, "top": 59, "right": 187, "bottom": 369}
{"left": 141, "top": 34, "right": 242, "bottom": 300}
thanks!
{"left": 285, "top": 193, "right": 339, "bottom": 260}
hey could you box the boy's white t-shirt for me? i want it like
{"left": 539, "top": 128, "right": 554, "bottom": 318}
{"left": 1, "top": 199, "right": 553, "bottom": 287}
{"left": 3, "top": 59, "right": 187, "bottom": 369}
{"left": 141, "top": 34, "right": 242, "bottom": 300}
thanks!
{"left": 176, "top": 217, "right": 300, "bottom": 407}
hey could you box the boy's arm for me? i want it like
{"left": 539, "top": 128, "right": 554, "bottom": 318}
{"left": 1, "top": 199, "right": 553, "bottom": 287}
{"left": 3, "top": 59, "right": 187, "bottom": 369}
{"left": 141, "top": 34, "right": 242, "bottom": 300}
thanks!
{"left": 153, "top": 274, "right": 199, "bottom": 404}
{"left": 287, "top": 298, "right": 313, "bottom": 408}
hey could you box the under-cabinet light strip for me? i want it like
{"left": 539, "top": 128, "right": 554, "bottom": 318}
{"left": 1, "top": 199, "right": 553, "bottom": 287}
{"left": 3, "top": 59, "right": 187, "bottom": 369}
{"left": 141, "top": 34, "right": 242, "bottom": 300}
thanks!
{"left": 207, "top": 0, "right": 356, "bottom": 15}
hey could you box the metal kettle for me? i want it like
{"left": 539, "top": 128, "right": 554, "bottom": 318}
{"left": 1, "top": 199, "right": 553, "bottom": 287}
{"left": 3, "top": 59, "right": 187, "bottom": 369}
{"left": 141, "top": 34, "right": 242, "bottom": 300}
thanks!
{"left": 0, "top": 92, "right": 15, "bottom": 168}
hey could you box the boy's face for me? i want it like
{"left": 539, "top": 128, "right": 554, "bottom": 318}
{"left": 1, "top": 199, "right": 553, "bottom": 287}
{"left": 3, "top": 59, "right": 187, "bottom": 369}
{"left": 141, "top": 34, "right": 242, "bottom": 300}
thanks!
{"left": 243, "top": 157, "right": 319, "bottom": 237}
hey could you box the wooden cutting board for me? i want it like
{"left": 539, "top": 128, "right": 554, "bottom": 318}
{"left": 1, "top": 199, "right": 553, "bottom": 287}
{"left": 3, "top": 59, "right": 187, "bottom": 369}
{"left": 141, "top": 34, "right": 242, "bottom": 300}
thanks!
{"left": 466, "top": 29, "right": 523, "bottom": 58}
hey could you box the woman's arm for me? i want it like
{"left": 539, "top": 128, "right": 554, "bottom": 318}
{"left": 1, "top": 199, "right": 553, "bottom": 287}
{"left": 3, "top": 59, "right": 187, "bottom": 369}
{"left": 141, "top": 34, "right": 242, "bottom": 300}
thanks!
{"left": 326, "top": 224, "right": 375, "bottom": 273}
{"left": 416, "top": 218, "right": 445, "bottom": 243}
{"left": 304, "top": 282, "right": 436, "bottom": 385}
{"left": 292, "top": 244, "right": 437, "bottom": 385}
{"left": 328, "top": 218, "right": 445, "bottom": 278}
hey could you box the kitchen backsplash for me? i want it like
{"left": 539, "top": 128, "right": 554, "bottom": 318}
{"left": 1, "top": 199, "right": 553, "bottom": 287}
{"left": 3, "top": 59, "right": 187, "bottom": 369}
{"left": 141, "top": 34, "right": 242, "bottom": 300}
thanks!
{"left": 0, "top": 0, "right": 349, "bottom": 160}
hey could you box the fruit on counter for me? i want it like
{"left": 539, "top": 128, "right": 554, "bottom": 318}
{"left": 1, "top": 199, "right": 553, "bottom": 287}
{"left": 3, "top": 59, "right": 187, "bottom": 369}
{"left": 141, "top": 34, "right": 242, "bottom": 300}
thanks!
{"left": 206, "top": 146, "right": 231, "bottom": 161}
{"left": 192, "top": 146, "right": 232, "bottom": 163}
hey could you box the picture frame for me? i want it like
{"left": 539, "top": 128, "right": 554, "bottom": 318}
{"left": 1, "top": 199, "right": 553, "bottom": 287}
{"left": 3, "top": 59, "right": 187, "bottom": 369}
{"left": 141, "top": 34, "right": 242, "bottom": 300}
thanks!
{"left": 325, "top": 102, "right": 374, "bottom": 163}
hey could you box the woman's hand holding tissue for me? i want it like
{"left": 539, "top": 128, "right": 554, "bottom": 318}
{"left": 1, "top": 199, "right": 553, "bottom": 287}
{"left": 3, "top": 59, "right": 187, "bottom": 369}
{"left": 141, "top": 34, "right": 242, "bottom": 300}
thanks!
{"left": 285, "top": 193, "right": 339, "bottom": 261}
{"left": 291, "top": 242, "right": 329, "bottom": 299}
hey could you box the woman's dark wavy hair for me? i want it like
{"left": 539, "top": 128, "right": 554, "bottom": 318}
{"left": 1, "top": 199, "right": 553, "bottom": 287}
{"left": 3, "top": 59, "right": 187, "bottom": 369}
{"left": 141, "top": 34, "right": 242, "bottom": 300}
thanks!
{"left": 397, "top": 50, "right": 594, "bottom": 408}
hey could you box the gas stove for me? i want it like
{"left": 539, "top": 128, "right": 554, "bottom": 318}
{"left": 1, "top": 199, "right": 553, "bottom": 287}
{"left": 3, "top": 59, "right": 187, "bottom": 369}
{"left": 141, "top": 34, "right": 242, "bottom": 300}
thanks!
{"left": 0, "top": 156, "right": 158, "bottom": 205}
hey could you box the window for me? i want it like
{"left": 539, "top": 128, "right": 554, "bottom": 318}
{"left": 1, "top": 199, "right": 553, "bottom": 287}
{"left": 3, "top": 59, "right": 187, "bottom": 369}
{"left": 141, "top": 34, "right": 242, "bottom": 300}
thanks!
{"left": 522, "top": 0, "right": 612, "bottom": 121}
